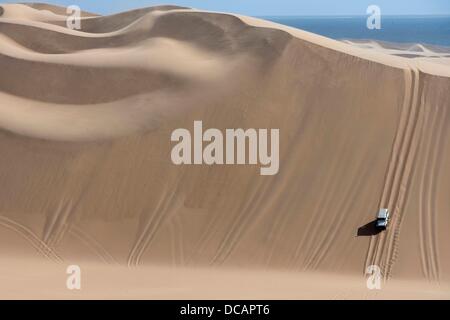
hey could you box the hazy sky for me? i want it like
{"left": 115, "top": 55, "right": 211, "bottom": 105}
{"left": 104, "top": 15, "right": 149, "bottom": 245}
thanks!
{"left": 4, "top": 0, "right": 450, "bottom": 16}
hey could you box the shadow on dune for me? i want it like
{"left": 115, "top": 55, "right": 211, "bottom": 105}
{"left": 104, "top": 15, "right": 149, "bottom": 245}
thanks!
{"left": 357, "top": 220, "right": 382, "bottom": 236}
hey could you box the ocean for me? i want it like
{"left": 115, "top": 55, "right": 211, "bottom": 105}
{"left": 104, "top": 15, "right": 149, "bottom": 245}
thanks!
{"left": 263, "top": 16, "right": 450, "bottom": 48}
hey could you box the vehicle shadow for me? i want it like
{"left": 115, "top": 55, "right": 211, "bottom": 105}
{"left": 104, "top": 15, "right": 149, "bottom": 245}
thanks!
{"left": 357, "top": 220, "right": 382, "bottom": 236}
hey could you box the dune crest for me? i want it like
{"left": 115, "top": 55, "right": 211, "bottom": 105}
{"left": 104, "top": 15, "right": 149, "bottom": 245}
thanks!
{"left": 1, "top": 3, "right": 450, "bottom": 298}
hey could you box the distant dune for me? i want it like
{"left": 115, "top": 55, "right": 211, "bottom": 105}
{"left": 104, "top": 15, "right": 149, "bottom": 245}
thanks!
{"left": 0, "top": 3, "right": 450, "bottom": 299}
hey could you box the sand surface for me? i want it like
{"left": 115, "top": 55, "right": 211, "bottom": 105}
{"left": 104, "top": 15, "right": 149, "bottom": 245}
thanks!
{"left": 0, "top": 3, "right": 450, "bottom": 299}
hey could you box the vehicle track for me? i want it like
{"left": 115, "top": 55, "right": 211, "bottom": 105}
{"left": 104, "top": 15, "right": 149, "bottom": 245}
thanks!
{"left": 383, "top": 66, "right": 424, "bottom": 280}
{"left": 418, "top": 95, "right": 435, "bottom": 280}
{"left": 0, "top": 215, "right": 62, "bottom": 262}
{"left": 427, "top": 108, "right": 447, "bottom": 282}
{"left": 169, "top": 216, "right": 185, "bottom": 266}
{"left": 307, "top": 157, "right": 374, "bottom": 270}
{"left": 418, "top": 88, "right": 447, "bottom": 281}
{"left": 211, "top": 176, "right": 271, "bottom": 265}
{"left": 127, "top": 186, "right": 177, "bottom": 267}
{"left": 69, "top": 225, "right": 117, "bottom": 264}
{"left": 290, "top": 147, "right": 343, "bottom": 268}
{"left": 365, "top": 65, "right": 424, "bottom": 280}
{"left": 127, "top": 175, "right": 185, "bottom": 268}
{"left": 43, "top": 198, "right": 74, "bottom": 248}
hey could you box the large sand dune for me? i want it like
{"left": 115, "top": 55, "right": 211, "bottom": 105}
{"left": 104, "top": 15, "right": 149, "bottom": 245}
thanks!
{"left": 0, "top": 3, "right": 450, "bottom": 299}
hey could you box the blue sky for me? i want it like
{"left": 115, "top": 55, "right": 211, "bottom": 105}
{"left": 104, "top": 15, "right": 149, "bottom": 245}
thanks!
{"left": 4, "top": 0, "right": 450, "bottom": 16}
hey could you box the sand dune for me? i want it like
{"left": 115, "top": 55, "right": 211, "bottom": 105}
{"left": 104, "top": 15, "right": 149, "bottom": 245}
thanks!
{"left": 21, "top": 2, "right": 99, "bottom": 17}
{"left": 0, "top": 3, "right": 450, "bottom": 298}
{"left": 343, "top": 40, "right": 450, "bottom": 58}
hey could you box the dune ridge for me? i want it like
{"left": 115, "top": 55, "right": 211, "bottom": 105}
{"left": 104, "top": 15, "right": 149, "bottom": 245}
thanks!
{"left": 0, "top": 3, "right": 450, "bottom": 298}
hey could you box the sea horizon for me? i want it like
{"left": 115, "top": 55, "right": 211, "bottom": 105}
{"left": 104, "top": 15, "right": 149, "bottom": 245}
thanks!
{"left": 262, "top": 15, "right": 450, "bottom": 48}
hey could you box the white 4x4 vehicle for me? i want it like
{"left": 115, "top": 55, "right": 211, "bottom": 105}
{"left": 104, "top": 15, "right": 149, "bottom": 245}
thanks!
{"left": 376, "top": 209, "right": 390, "bottom": 230}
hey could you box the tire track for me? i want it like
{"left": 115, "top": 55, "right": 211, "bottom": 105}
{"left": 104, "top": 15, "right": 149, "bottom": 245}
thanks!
{"left": 211, "top": 176, "right": 271, "bottom": 265}
{"left": 127, "top": 186, "right": 170, "bottom": 267}
{"left": 43, "top": 198, "right": 74, "bottom": 248}
{"left": 0, "top": 215, "right": 62, "bottom": 262}
{"left": 174, "top": 216, "right": 185, "bottom": 266}
{"left": 419, "top": 94, "right": 447, "bottom": 281}
{"left": 308, "top": 157, "right": 375, "bottom": 270}
{"left": 383, "top": 66, "right": 424, "bottom": 279}
{"left": 169, "top": 220, "right": 177, "bottom": 266}
{"left": 288, "top": 148, "right": 343, "bottom": 268}
{"left": 418, "top": 95, "right": 434, "bottom": 280}
{"left": 189, "top": 175, "right": 255, "bottom": 265}
{"left": 364, "top": 68, "right": 416, "bottom": 273}
{"left": 127, "top": 180, "right": 184, "bottom": 267}
{"left": 169, "top": 216, "right": 184, "bottom": 266}
{"left": 69, "top": 225, "right": 117, "bottom": 264}
{"left": 365, "top": 65, "right": 424, "bottom": 280}
{"left": 304, "top": 160, "right": 366, "bottom": 270}
{"left": 427, "top": 116, "right": 447, "bottom": 282}
{"left": 380, "top": 68, "right": 419, "bottom": 269}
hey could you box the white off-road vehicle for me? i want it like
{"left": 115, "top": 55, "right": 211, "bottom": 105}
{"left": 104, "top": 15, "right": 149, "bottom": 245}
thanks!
{"left": 376, "top": 208, "right": 390, "bottom": 230}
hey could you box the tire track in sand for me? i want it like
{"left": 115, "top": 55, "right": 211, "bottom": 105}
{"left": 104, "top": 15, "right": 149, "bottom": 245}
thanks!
{"left": 418, "top": 90, "right": 447, "bottom": 281}
{"left": 43, "top": 198, "right": 74, "bottom": 248}
{"left": 127, "top": 177, "right": 184, "bottom": 267}
{"left": 0, "top": 215, "right": 62, "bottom": 262}
{"left": 69, "top": 225, "right": 117, "bottom": 264}
{"left": 307, "top": 156, "right": 374, "bottom": 270}
{"left": 418, "top": 94, "right": 435, "bottom": 281}
{"left": 127, "top": 187, "right": 177, "bottom": 267}
{"left": 169, "top": 216, "right": 185, "bottom": 266}
{"left": 426, "top": 104, "right": 447, "bottom": 282}
{"left": 365, "top": 65, "right": 424, "bottom": 280}
{"left": 382, "top": 65, "right": 424, "bottom": 280}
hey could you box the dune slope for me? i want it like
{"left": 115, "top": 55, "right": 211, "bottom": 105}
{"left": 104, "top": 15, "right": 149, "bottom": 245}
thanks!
{"left": 0, "top": 3, "right": 450, "bottom": 297}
